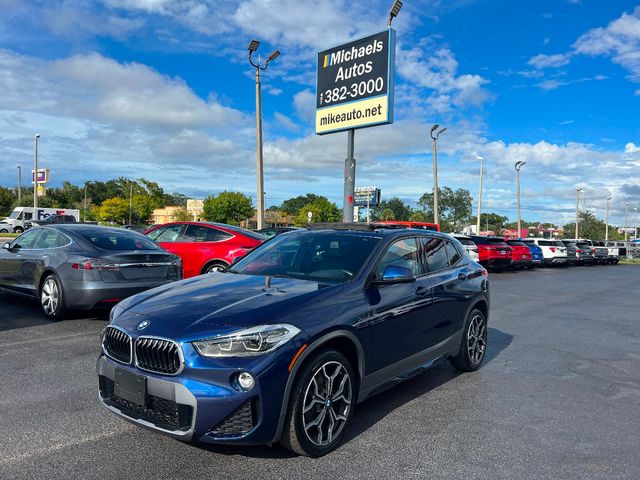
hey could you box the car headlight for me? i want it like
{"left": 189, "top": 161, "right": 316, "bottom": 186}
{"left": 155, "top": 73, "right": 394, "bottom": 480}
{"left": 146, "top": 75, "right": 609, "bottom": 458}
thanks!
{"left": 192, "top": 324, "right": 301, "bottom": 357}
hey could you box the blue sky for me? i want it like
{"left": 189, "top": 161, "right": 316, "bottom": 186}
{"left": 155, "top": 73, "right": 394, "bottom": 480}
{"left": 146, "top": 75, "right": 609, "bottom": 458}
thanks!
{"left": 1, "top": 0, "right": 639, "bottom": 226}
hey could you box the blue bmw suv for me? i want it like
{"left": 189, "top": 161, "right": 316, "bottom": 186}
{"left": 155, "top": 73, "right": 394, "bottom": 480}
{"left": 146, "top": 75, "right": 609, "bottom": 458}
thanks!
{"left": 97, "top": 224, "right": 489, "bottom": 456}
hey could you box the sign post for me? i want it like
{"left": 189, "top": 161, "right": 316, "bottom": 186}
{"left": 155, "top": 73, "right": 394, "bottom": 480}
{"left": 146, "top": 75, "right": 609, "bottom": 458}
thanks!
{"left": 316, "top": 29, "right": 396, "bottom": 222}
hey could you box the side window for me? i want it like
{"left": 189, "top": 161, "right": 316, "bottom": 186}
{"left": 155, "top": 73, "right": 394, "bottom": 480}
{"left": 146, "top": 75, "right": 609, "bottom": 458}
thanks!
{"left": 33, "top": 230, "right": 70, "bottom": 249}
{"left": 376, "top": 238, "right": 422, "bottom": 278}
{"left": 424, "top": 237, "right": 449, "bottom": 272}
{"left": 444, "top": 240, "right": 462, "bottom": 266}
{"left": 183, "top": 225, "right": 233, "bottom": 242}
{"left": 147, "top": 225, "right": 183, "bottom": 242}
{"left": 10, "top": 229, "right": 40, "bottom": 249}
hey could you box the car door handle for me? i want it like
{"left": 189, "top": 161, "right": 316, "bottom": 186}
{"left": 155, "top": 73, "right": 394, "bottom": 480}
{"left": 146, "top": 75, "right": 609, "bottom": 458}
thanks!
{"left": 415, "top": 286, "right": 430, "bottom": 296}
{"left": 458, "top": 273, "right": 467, "bottom": 280}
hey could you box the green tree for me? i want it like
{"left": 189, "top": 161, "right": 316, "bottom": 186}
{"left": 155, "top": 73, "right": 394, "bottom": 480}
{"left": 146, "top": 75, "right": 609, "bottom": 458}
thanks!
{"left": 563, "top": 211, "right": 607, "bottom": 239}
{"left": 294, "top": 198, "right": 341, "bottom": 226}
{"left": 202, "top": 191, "right": 254, "bottom": 225}
{"left": 479, "top": 212, "right": 509, "bottom": 233}
{"left": 409, "top": 210, "right": 429, "bottom": 222}
{"left": 371, "top": 197, "right": 412, "bottom": 221}
{"left": 418, "top": 187, "right": 472, "bottom": 232}
{"left": 280, "top": 194, "right": 324, "bottom": 216}
{"left": 96, "top": 197, "right": 130, "bottom": 224}
{"left": 0, "top": 187, "right": 15, "bottom": 216}
{"left": 380, "top": 208, "right": 395, "bottom": 221}
{"left": 173, "top": 207, "right": 192, "bottom": 222}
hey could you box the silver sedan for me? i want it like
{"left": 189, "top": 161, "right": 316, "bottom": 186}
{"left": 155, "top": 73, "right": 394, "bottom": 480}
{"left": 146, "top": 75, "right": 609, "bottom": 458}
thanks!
{"left": 0, "top": 224, "right": 182, "bottom": 320}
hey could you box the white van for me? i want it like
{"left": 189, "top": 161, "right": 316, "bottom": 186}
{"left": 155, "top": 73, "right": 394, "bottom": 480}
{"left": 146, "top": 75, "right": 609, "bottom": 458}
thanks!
{"left": 1, "top": 207, "right": 80, "bottom": 233}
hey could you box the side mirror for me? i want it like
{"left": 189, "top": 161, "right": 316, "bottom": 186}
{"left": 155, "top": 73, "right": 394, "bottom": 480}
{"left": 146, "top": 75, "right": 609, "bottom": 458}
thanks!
{"left": 2, "top": 243, "right": 12, "bottom": 250}
{"left": 371, "top": 265, "right": 415, "bottom": 285}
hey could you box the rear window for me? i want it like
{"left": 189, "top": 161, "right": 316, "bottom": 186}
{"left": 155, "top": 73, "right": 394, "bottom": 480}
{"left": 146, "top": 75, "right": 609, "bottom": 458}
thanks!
{"left": 454, "top": 237, "right": 475, "bottom": 246}
{"left": 77, "top": 229, "right": 161, "bottom": 251}
{"left": 215, "top": 224, "right": 267, "bottom": 241}
{"left": 506, "top": 241, "right": 526, "bottom": 247}
{"left": 576, "top": 243, "right": 590, "bottom": 249}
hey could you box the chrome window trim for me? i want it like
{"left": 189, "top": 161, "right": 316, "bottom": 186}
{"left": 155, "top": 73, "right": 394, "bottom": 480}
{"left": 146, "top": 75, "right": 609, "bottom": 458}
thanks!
{"left": 101, "top": 325, "right": 133, "bottom": 365}
{"left": 134, "top": 335, "right": 185, "bottom": 376}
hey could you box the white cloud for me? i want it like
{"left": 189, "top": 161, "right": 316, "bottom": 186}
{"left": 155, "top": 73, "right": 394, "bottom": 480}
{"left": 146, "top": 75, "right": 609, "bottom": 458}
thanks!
{"left": 528, "top": 52, "right": 572, "bottom": 69}
{"left": 625, "top": 142, "right": 640, "bottom": 154}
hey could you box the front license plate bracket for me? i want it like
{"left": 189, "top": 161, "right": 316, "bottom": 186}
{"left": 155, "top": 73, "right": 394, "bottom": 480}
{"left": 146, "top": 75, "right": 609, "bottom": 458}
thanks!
{"left": 114, "top": 367, "right": 147, "bottom": 406}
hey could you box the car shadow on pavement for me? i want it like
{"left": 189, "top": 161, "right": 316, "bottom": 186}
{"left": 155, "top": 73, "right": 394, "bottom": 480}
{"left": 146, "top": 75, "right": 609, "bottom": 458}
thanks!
{"left": 192, "top": 327, "right": 512, "bottom": 459}
{"left": 0, "top": 292, "right": 107, "bottom": 332}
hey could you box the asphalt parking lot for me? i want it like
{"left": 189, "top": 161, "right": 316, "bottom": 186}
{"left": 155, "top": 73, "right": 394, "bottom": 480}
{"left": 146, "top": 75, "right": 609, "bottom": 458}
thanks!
{"left": 1, "top": 265, "right": 639, "bottom": 480}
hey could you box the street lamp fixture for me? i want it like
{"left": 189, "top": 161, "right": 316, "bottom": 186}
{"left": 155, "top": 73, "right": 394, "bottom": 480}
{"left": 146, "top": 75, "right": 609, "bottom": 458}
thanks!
{"left": 387, "top": 0, "right": 403, "bottom": 27}
{"left": 248, "top": 39, "right": 280, "bottom": 230}
{"left": 515, "top": 161, "right": 526, "bottom": 238}
{"left": 430, "top": 124, "right": 446, "bottom": 226}
{"left": 575, "top": 187, "right": 583, "bottom": 239}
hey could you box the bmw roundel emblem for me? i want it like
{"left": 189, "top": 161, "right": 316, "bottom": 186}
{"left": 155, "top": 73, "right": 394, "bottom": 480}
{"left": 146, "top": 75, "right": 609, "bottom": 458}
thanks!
{"left": 137, "top": 319, "right": 150, "bottom": 330}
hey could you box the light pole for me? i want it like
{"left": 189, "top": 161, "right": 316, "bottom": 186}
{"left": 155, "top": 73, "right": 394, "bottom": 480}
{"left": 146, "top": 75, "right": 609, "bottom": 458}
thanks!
{"left": 17, "top": 166, "right": 21, "bottom": 204}
{"left": 634, "top": 207, "right": 638, "bottom": 241}
{"left": 33, "top": 134, "right": 40, "bottom": 212}
{"left": 515, "top": 161, "right": 526, "bottom": 238}
{"left": 430, "top": 124, "right": 446, "bottom": 226}
{"left": 84, "top": 183, "right": 88, "bottom": 222}
{"left": 476, "top": 156, "right": 483, "bottom": 234}
{"left": 605, "top": 196, "right": 611, "bottom": 241}
{"left": 248, "top": 40, "right": 280, "bottom": 230}
{"left": 625, "top": 202, "right": 630, "bottom": 241}
{"left": 575, "top": 187, "right": 583, "bottom": 239}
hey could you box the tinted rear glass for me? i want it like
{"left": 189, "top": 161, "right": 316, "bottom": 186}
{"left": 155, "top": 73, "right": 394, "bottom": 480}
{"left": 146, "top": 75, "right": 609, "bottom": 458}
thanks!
{"left": 76, "top": 229, "right": 161, "bottom": 250}
{"left": 214, "top": 224, "right": 267, "bottom": 241}
{"left": 455, "top": 237, "right": 475, "bottom": 246}
{"left": 506, "top": 241, "right": 526, "bottom": 247}
{"left": 538, "top": 240, "right": 556, "bottom": 246}
{"left": 424, "top": 238, "right": 449, "bottom": 271}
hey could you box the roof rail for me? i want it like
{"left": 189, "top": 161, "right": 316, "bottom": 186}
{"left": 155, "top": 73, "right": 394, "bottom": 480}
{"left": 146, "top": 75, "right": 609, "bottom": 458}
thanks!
{"left": 306, "top": 222, "right": 405, "bottom": 231}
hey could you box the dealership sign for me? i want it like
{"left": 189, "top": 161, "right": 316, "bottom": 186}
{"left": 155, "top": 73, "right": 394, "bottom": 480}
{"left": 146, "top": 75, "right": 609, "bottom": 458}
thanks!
{"left": 354, "top": 186, "right": 381, "bottom": 207}
{"left": 31, "top": 168, "right": 49, "bottom": 184}
{"left": 316, "top": 29, "right": 396, "bottom": 135}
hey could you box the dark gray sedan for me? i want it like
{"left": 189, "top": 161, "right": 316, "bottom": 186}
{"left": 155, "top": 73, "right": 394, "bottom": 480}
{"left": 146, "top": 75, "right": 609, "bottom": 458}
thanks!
{"left": 0, "top": 224, "right": 182, "bottom": 320}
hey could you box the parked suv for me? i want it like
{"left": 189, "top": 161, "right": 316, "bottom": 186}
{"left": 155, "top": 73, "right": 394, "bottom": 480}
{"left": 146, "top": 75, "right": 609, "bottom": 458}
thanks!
{"left": 519, "top": 239, "right": 543, "bottom": 267}
{"left": 98, "top": 224, "right": 489, "bottom": 456}
{"left": 565, "top": 239, "right": 608, "bottom": 264}
{"left": 453, "top": 234, "right": 479, "bottom": 261}
{"left": 560, "top": 240, "right": 578, "bottom": 266}
{"left": 469, "top": 236, "right": 512, "bottom": 270}
{"left": 505, "top": 240, "right": 532, "bottom": 269}
{"left": 573, "top": 241, "right": 596, "bottom": 265}
{"left": 526, "top": 238, "right": 567, "bottom": 266}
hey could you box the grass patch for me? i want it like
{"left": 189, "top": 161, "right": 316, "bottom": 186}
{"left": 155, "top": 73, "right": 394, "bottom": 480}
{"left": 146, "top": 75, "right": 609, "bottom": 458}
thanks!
{"left": 0, "top": 233, "right": 19, "bottom": 238}
{"left": 619, "top": 258, "right": 640, "bottom": 265}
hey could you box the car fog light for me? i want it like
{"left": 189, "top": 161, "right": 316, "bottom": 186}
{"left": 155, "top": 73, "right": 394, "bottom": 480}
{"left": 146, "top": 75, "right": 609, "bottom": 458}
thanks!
{"left": 237, "top": 372, "right": 255, "bottom": 391}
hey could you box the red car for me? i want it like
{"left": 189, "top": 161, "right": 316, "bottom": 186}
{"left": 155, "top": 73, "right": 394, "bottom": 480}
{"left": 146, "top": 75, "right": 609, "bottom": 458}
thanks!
{"left": 144, "top": 222, "right": 266, "bottom": 278}
{"left": 469, "top": 235, "right": 513, "bottom": 271}
{"left": 505, "top": 239, "right": 533, "bottom": 269}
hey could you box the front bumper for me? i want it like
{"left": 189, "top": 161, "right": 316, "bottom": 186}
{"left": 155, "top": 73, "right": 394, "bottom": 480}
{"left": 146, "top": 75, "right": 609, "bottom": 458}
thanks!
{"left": 96, "top": 350, "right": 290, "bottom": 445}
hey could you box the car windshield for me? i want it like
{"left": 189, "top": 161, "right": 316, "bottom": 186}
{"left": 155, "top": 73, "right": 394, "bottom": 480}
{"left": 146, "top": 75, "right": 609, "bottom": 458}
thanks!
{"left": 75, "top": 229, "right": 162, "bottom": 250}
{"left": 8, "top": 211, "right": 19, "bottom": 219}
{"left": 230, "top": 231, "right": 381, "bottom": 283}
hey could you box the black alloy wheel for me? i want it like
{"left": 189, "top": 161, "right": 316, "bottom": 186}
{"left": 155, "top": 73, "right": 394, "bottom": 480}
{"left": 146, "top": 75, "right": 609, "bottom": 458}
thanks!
{"left": 281, "top": 350, "right": 355, "bottom": 457}
{"left": 450, "top": 308, "right": 488, "bottom": 372}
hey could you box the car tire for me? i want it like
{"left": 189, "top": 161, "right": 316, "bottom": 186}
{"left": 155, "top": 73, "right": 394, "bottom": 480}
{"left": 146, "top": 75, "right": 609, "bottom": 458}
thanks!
{"left": 14, "top": 227, "right": 23, "bottom": 234}
{"left": 202, "top": 261, "right": 228, "bottom": 274}
{"left": 40, "top": 274, "right": 67, "bottom": 321}
{"left": 449, "top": 308, "right": 487, "bottom": 372}
{"left": 280, "top": 350, "right": 356, "bottom": 457}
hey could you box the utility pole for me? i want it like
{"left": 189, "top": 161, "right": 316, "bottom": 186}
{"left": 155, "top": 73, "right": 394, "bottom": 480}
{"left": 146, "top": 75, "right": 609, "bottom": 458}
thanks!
{"left": 430, "top": 124, "right": 446, "bottom": 226}
{"left": 605, "top": 196, "right": 611, "bottom": 241}
{"left": 634, "top": 207, "right": 638, "bottom": 242}
{"left": 343, "top": 130, "right": 356, "bottom": 223}
{"left": 128, "top": 183, "right": 133, "bottom": 225}
{"left": 625, "top": 202, "right": 630, "bottom": 241}
{"left": 476, "top": 156, "right": 483, "bottom": 234}
{"left": 17, "top": 166, "right": 21, "bottom": 204}
{"left": 84, "top": 184, "right": 88, "bottom": 222}
{"left": 575, "top": 187, "right": 583, "bottom": 239}
{"left": 515, "top": 161, "right": 526, "bottom": 238}
{"left": 34, "top": 134, "right": 40, "bottom": 212}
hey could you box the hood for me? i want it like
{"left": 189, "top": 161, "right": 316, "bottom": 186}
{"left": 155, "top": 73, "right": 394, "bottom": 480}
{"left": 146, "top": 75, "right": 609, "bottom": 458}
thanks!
{"left": 112, "top": 273, "right": 343, "bottom": 340}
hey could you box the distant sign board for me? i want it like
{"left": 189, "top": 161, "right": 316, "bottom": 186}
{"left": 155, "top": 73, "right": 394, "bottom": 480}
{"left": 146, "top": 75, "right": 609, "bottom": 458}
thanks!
{"left": 354, "top": 186, "right": 381, "bottom": 207}
{"left": 31, "top": 168, "right": 49, "bottom": 184}
{"left": 316, "top": 29, "right": 396, "bottom": 135}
